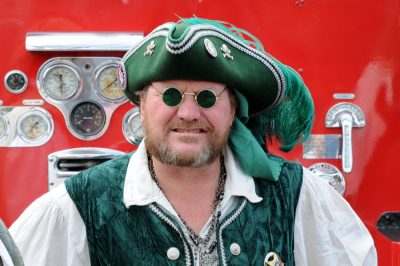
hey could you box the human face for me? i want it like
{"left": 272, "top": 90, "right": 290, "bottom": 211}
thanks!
{"left": 140, "top": 80, "right": 235, "bottom": 167}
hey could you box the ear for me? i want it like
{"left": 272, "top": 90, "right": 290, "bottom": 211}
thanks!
{"left": 139, "top": 92, "right": 146, "bottom": 122}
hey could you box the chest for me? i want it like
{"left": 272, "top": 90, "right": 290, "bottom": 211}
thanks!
{"left": 87, "top": 196, "right": 296, "bottom": 266}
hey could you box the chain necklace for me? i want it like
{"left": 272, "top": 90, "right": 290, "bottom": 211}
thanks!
{"left": 147, "top": 152, "right": 226, "bottom": 253}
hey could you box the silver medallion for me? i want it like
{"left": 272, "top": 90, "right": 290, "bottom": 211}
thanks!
{"left": 264, "top": 252, "right": 284, "bottom": 266}
{"left": 204, "top": 38, "right": 217, "bottom": 58}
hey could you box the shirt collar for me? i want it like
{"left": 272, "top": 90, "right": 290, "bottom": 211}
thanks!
{"left": 123, "top": 141, "right": 262, "bottom": 209}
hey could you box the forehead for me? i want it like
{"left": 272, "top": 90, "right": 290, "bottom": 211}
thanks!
{"left": 151, "top": 80, "right": 226, "bottom": 91}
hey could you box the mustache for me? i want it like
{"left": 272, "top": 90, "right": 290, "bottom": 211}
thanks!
{"left": 166, "top": 120, "right": 214, "bottom": 131}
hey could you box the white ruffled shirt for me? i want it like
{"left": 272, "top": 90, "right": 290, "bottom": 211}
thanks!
{"left": 0, "top": 239, "right": 14, "bottom": 266}
{"left": 9, "top": 142, "right": 377, "bottom": 266}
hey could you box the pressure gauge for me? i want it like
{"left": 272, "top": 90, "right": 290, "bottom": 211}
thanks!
{"left": 122, "top": 107, "right": 145, "bottom": 145}
{"left": 4, "top": 70, "right": 28, "bottom": 94}
{"left": 94, "top": 62, "right": 126, "bottom": 102}
{"left": 17, "top": 109, "right": 53, "bottom": 143}
{"left": 309, "top": 163, "right": 346, "bottom": 196}
{"left": 69, "top": 101, "right": 106, "bottom": 138}
{"left": 0, "top": 113, "right": 9, "bottom": 142}
{"left": 42, "top": 63, "right": 80, "bottom": 100}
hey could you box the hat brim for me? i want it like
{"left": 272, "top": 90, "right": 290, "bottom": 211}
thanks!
{"left": 121, "top": 23, "right": 286, "bottom": 115}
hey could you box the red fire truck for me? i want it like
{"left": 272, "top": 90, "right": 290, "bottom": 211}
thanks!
{"left": 0, "top": 0, "right": 399, "bottom": 264}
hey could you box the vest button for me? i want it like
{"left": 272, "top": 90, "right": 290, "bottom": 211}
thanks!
{"left": 167, "top": 247, "right": 180, "bottom": 260}
{"left": 230, "top": 243, "right": 241, "bottom": 256}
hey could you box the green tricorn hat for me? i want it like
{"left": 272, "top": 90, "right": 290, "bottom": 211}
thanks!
{"left": 119, "top": 18, "right": 314, "bottom": 181}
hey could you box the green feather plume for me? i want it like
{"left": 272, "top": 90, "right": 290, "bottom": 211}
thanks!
{"left": 247, "top": 64, "right": 314, "bottom": 152}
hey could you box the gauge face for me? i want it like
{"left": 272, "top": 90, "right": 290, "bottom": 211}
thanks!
{"left": 70, "top": 101, "right": 106, "bottom": 137}
{"left": 95, "top": 64, "right": 126, "bottom": 101}
{"left": 43, "top": 64, "right": 80, "bottom": 100}
{"left": 0, "top": 114, "right": 9, "bottom": 141}
{"left": 18, "top": 113, "right": 48, "bottom": 141}
{"left": 4, "top": 70, "right": 29, "bottom": 93}
{"left": 123, "top": 107, "right": 145, "bottom": 145}
{"left": 309, "top": 163, "right": 345, "bottom": 196}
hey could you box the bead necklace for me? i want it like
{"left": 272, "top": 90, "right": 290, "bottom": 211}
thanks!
{"left": 147, "top": 152, "right": 226, "bottom": 254}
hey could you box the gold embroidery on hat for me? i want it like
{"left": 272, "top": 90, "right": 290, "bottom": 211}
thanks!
{"left": 204, "top": 38, "right": 217, "bottom": 58}
{"left": 221, "top": 44, "right": 233, "bottom": 60}
{"left": 264, "top": 252, "right": 284, "bottom": 266}
{"left": 144, "top": 40, "right": 156, "bottom": 56}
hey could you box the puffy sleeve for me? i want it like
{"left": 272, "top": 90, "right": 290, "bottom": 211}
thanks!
{"left": 294, "top": 167, "right": 377, "bottom": 266}
{"left": 0, "top": 239, "right": 14, "bottom": 266}
{"left": 9, "top": 184, "right": 90, "bottom": 266}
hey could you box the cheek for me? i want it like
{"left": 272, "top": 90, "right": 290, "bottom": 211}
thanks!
{"left": 205, "top": 106, "right": 235, "bottom": 130}
{"left": 141, "top": 100, "right": 175, "bottom": 127}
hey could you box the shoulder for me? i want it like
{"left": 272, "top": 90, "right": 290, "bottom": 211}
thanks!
{"left": 10, "top": 184, "right": 81, "bottom": 234}
{"left": 255, "top": 156, "right": 303, "bottom": 196}
{"left": 9, "top": 184, "right": 89, "bottom": 265}
{"left": 300, "top": 166, "right": 346, "bottom": 205}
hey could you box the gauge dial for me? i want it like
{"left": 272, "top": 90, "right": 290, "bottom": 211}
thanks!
{"left": 43, "top": 64, "right": 80, "bottom": 100}
{"left": 122, "top": 107, "right": 145, "bottom": 145}
{"left": 0, "top": 113, "right": 9, "bottom": 141}
{"left": 95, "top": 64, "right": 126, "bottom": 101}
{"left": 309, "top": 163, "right": 345, "bottom": 196}
{"left": 4, "top": 70, "right": 28, "bottom": 93}
{"left": 18, "top": 111, "right": 50, "bottom": 142}
{"left": 70, "top": 101, "right": 106, "bottom": 137}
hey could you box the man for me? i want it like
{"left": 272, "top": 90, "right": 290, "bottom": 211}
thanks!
{"left": 10, "top": 18, "right": 376, "bottom": 265}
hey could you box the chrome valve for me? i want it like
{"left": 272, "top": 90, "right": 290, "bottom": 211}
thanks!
{"left": 325, "top": 102, "right": 366, "bottom": 173}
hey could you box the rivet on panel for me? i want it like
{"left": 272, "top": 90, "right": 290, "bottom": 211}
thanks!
{"left": 295, "top": 0, "right": 307, "bottom": 7}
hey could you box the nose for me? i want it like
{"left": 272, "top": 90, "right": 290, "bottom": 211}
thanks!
{"left": 176, "top": 94, "right": 201, "bottom": 121}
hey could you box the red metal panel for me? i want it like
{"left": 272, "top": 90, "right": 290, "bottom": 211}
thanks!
{"left": 0, "top": 0, "right": 399, "bottom": 264}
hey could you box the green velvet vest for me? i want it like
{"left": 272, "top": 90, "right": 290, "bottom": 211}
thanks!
{"left": 65, "top": 153, "right": 303, "bottom": 266}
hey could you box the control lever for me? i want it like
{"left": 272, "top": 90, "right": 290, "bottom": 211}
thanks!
{"left": 325, "top": 102, "right": 366, "bottom": 173}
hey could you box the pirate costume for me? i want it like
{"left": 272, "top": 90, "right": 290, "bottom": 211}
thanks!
{"left": 10, "top": 18, "right": 376, "bottom": 266}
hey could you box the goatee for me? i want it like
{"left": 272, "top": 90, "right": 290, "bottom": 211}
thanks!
{"left": 144, "top": 119, "right": 230, "bottom": 168}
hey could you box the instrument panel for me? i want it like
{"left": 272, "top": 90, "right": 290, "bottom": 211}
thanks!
{"left": 1, "top": 57, "right": 145, "bottom": 147}
{"left": 37, "top": 57, "right": 134, "bottom": 141}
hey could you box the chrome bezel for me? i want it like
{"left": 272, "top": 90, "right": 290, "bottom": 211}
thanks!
{"left": 309, "top": 162, "right": 346, "bottom": 196}
{"left": 47, "top": 147, "right": 126, "bottom": 191}
{"left": 67, "top": 100, "right": 107, "bottom": 140}
{"left": 37, "top": 57, "right": 127, "bottom": 141}
{"left": 38, "top": 60, "right": 82, "bottom": 101}
{"left": 122, "top": 107, "right": 144, "bottom": 145}
{"left": 4, "top": 70, "right": 28, "bottom": 94}
{"left": 0, "top": 112, "right": 10, "bottom": 142}
{"left": 93, "top": 60, "right": 127, "bottom": 103}
{"left": 16, "top": 108, "right": 54, "bottom": 145}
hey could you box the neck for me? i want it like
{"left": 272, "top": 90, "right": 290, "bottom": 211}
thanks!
{"left": 149, "top": 154, "right": 223, "bottom": 234}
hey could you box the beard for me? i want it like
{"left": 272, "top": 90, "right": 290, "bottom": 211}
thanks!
{"left": 144, "top": 119, "right": 231, "bottom": 168}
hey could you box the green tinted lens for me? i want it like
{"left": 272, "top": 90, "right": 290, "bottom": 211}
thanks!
{"left": 197, "top": 89, "right": 217, "bottom": 108}
{"left": 162, "top": 87, "right": 182, "bottom": 106}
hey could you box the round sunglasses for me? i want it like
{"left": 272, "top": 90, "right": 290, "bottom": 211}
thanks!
{"left": 156, "top": 86, "right": 225, "bottom": 109}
